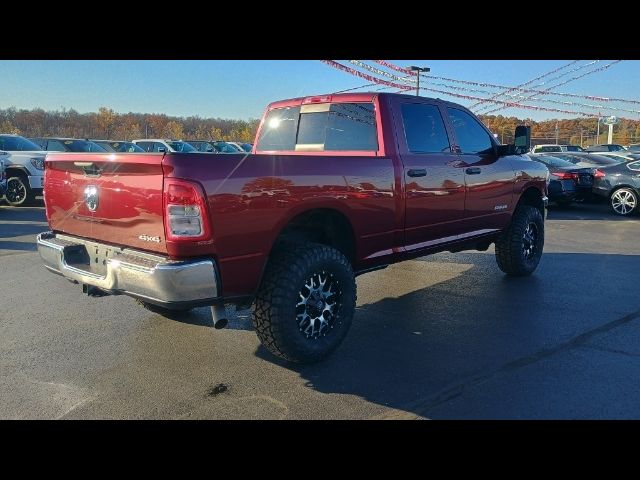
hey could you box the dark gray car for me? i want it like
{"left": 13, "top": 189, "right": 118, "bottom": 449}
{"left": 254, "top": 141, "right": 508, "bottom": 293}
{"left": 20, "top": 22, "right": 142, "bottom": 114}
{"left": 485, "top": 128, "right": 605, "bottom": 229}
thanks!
{"left": 592, "top": 160, "right": 640, "bottom": 216}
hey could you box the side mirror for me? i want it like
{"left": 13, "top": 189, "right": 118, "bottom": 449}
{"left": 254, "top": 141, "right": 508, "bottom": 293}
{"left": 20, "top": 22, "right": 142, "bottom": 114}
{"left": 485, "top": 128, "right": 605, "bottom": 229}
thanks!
{"left": 514, "top": 125, "right": 531, "bottom": 154}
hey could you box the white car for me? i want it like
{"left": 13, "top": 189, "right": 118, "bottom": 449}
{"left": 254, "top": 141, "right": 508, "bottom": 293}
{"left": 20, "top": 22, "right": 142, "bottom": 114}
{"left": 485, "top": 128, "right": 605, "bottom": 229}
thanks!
{"left": 131, "top": 139, "right": 198, "bottom": 153}
{"left": 0, "top": 134, "right": 47, "bottom": 206}
{"left": 530, "top": 144, "right": 585, "bottom": 153}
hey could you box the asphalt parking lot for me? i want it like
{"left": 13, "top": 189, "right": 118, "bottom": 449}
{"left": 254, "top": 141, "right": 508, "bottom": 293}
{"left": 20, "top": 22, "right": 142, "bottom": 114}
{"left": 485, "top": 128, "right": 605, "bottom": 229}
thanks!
{"left": 1, "top": 200, "right": 639, "bottom": 419}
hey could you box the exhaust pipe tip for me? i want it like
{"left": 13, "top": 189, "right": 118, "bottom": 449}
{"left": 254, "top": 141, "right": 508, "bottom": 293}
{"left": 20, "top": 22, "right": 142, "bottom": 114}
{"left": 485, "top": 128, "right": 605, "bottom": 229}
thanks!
{"left": 210, "top": 304, "right": 228, "bottom": 330}
{"left": 213, "top": 318, "right": 228, "bottom": 329}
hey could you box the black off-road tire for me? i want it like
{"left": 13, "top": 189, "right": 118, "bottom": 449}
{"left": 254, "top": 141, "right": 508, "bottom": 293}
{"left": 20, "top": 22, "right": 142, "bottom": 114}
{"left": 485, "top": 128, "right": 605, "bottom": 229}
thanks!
{"left": 135, "top": 299, "right": 192, "bottom": 318}
{"left": 495, "top": 205, "right": 544, "bottom": 277}
{"left": 252, "top": 242, "right": 356, "bottom": 364}
{"left": 5, "top": 175, "right": 34, "bottom": 207}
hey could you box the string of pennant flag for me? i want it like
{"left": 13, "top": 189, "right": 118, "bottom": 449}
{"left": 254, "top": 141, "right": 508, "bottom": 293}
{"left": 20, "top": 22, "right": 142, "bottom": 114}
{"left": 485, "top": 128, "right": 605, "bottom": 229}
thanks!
{"left": 324, "top": 60, "right": 598, "bottom": 118}
{"left": 323, "top": 60, "right": 636, "bottom": 119}
{"left": 345, "top": 60, "right": 640, "bottom": 116}
{"left": 371, "top": 60, "right": 637, "bottom": 106}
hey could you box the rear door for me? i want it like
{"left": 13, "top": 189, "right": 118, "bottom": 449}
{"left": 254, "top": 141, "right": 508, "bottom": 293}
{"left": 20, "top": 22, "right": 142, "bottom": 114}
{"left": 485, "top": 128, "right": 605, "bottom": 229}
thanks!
{"left": 44, "top": 152, "right": 168, "bottom": 254}
{"left": 628, "top": 161, "right": 640, "bottom": 187}
{"left": 394, "top": 99, "right": 466, "bottom": 249}
{"left": 445, "top": 107, "right": 514, "bottom": 232}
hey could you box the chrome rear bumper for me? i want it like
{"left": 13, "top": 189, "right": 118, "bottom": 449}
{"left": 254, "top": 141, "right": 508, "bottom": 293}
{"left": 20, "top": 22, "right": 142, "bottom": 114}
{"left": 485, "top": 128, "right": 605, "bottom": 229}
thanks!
{"left": 36, "top": 231, "right": 219, "bottom": 307}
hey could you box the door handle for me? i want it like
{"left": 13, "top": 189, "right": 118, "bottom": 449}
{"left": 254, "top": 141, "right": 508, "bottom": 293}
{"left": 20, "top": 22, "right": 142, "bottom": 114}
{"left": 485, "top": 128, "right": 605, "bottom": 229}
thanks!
{"left": 466, "top": 167, "right": 482, "bottom": 175}
{"left": 407, "top": 169, "right": 427, "bottom": 177}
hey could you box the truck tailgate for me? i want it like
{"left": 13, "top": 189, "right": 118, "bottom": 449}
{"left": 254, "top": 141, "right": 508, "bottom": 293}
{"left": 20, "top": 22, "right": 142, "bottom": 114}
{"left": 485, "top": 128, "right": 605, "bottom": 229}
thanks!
{"left": 44, "top": 152, "right": 168, "bottom": 255}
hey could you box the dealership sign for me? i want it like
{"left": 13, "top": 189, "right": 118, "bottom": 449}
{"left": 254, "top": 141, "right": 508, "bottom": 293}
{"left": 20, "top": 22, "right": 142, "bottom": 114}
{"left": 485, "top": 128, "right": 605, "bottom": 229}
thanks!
{"left": 601, "top": 116, "right": 620, "bottom": 125}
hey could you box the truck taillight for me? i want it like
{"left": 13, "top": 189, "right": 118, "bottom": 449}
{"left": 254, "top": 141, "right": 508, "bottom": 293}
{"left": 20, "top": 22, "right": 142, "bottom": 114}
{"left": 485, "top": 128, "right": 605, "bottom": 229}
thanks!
{"left": 163, "top": 178, "right": 211, "bottom": 242}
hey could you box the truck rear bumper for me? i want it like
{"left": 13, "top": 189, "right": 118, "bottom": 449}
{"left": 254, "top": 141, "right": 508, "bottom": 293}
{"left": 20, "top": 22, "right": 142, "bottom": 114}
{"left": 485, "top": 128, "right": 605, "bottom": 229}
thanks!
{"left": 36, "top": 231, "right": 220, "bottom": 309}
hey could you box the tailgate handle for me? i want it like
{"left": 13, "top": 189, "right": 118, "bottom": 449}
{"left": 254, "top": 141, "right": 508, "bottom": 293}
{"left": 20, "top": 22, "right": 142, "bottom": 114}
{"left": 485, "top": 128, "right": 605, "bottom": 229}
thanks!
{"left": 74, "top": 162, "right": 102, "bottom": 176}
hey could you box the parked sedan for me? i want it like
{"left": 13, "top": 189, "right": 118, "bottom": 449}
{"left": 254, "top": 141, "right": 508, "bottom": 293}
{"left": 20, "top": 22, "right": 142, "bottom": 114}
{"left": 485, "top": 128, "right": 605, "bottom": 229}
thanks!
{"left": 29, "top": 137, "right": 107, "bottom": 152}
{"left": 585, "top": 144, "right": 627, "bottom": 152}
{"left": 186, "top": 140, "right": 242, "bottom": 153}
{"left": 226, "top": 141, "right": 253, "bottom": 152}
{"left": 592, "top": 160, "right": 640, "bottom": 216}
{"left": 91, "top": 140, "right": 145, "bottom": 152}
{"left": 529, "top": 153, "right": 604, "bottom": 205}
{"left": 594, "top": 151, "right": 640, "bottom": 163}
{"left": 550, "top": 152, "right": 624, "bottom": 168}
{"left": 132, "top": 139, "right": 197, "bottom": 153}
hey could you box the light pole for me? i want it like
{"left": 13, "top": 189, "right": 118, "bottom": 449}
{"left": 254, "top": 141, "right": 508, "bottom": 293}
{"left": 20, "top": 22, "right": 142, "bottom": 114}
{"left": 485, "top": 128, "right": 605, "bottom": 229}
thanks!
{"left": 407, "top": 65, "right": 430, "bottom": 96}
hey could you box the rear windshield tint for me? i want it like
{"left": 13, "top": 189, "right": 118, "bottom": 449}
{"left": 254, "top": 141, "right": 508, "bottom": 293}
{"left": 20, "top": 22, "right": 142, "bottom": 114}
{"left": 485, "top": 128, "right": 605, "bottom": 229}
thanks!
{"left": 256, "top": 102, "right": 378, "bottom": 152}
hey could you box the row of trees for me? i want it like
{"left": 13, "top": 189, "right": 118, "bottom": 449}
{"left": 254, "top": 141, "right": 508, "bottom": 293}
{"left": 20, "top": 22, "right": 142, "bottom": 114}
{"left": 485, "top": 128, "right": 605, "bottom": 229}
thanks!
{"left": 0, "top": 107, "right": 260, "bottom": 142}
{"left": 479, "top": 114, "right": 640, "bottom": 146}
{"left": 1, "top": 106, "right": 639, "bottom": 147}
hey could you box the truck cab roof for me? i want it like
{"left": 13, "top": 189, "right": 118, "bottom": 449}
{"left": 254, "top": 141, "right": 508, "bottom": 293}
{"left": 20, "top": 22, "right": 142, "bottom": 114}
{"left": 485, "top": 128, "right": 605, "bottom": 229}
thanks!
{"left": 265, "top": 92, "right": 464, "bottom": 111}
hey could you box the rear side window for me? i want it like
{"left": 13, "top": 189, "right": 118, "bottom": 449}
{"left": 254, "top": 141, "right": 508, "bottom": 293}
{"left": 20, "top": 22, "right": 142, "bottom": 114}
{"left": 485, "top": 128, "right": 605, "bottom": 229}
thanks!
{"left": 400, "top": 103, "right": 450, "bottom": 153}
{"left": 257, "top": 106, "right": 300, "bottom": 151}
{"left": 256, "top": 102, "right": 378, "bottom": 152}
{"left": 627, "top": 161, "right": 640, "bottom": 171}
{"left": 447, "top": 108, "right": 493, "bottom": 155}
{"left": 136, "top": 142, "right": 152, "bottom": 152}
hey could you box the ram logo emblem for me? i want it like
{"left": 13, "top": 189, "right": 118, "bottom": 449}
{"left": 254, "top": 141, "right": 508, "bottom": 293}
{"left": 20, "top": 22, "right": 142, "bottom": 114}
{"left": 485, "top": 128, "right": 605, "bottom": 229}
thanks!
{"left": 83, "top": 185, "right": 99, "bottom": 212}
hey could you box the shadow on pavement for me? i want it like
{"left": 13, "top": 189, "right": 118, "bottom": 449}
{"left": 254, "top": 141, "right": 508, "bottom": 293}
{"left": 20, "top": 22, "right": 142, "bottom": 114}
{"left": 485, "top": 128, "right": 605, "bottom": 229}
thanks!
{"left": 547, "top": 200, "right": 639, "bottom": 222}
{"left": 0, "top": 205, "right": 47, "bottom": 223}
{"left": 254, "top": 251, "right": 640, "bottom": 419}
{"left": 0, "top": 206, "right": 47, "bottom": 250}
{"left": 0, "top": 240, "right": 37, "bottom": 252}
{"left": 0, "top": 223, "right": 48, "bottom": 239}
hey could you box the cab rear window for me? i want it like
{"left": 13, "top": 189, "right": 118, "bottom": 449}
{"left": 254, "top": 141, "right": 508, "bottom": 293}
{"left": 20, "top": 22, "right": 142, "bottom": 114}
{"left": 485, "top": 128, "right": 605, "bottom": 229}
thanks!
{"left": 256, "top": 103, "right": 378, "bottom": 152}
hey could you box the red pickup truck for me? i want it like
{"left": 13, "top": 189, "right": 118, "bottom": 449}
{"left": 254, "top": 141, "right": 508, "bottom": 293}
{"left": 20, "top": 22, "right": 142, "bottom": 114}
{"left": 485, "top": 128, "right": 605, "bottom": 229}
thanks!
{"left": 37, "top": 93, "right": 548, "bottom": 363}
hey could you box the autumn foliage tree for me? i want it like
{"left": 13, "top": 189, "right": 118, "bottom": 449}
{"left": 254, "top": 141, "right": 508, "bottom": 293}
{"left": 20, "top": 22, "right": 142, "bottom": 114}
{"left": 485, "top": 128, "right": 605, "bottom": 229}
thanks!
{"left": 0, "top": 107, "right": 262, "bottom": 143}
{"left": 162, "top": 121, "right": 184, "bottom": 139}
{"left": 96, "top": 107, "right": 117, "bottom": 138}
{"left": 0, "top": 120, "right": 20, "bottom": 134}
{"left": 479, "top": 114, "right": 640, "bottom": 146}
{"left": 2, "top": 105, "right": 637, "bottom": 147}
